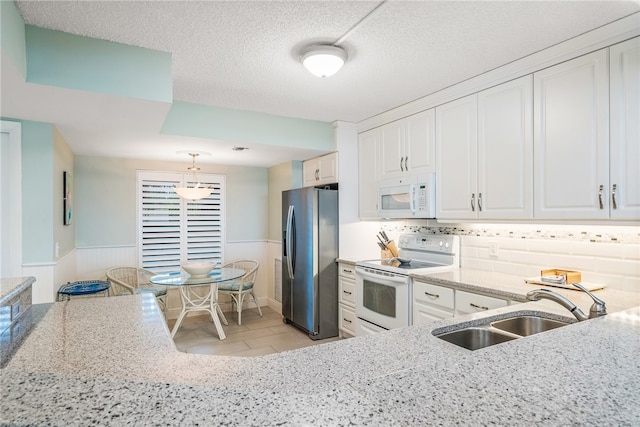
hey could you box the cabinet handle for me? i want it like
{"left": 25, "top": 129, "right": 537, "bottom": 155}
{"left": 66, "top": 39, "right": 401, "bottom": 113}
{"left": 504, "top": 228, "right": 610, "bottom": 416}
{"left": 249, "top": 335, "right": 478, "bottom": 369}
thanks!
{"left": 404, "top": 157, "right": 408, "bottom": 171}
{"left": 343, "top": 290, "right": 352, "bottom": 295}
{"left": 400, "top": 156, "right": 405, "bottom": 172}
{"left": 315, "top": 169, "right": 319, "bottom": 180}
{"left": 598, "top": 185, "right": 604, "bottom": 209}
{"left": 612, "top": 184, "right": 617, "bottom": 210}
{"left": 471, "top": 193, "right": 476, "bottom": 212}
{"left": 478, "top": 192, "right": 483, "bottom": 212}
{"left": 470, "top": 303, "right": 489, "bottom": 311}
{"left": 342, "top": 269, "right": 353, "bottom": 274}
{"left": 424, "top": 291, "right": 440, "bottom": 298}
{"left": 343, "top": 318, "right": 352, "bottom": 323}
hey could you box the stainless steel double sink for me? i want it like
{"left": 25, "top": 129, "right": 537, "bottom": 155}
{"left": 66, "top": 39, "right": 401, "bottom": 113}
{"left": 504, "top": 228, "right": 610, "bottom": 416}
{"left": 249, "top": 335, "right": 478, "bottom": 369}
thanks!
{"left": 433, "top": 313, "right": 575, "bottom": 351}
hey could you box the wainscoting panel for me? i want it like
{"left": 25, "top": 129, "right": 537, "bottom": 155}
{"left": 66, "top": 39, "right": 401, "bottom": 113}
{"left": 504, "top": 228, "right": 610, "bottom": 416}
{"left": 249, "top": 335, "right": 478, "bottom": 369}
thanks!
{"left": 75, "top": 246, "right": 137, "bottom": 280}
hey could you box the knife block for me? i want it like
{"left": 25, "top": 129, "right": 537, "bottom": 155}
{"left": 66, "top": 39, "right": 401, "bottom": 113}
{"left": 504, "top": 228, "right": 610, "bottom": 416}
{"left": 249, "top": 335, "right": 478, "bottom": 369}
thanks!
{"left": 386, "top": 240, "right": 399, "bottom": 257}
{"left": 381, "top": 249, "right": 394, "bottom": 259}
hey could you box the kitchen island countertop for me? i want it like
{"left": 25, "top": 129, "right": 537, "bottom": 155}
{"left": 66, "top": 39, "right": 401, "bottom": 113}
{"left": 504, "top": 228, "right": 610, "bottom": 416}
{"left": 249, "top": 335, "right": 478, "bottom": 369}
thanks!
{"left": 1, "top": 284, "right": 639, "bottom": 425}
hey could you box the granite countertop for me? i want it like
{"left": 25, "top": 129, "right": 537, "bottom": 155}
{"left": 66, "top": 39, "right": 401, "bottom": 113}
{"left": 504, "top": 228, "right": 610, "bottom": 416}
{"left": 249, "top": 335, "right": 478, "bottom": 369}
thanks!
{"left": 0, "top": 276, "right": 35, "bottom": 305}
{"left": 2, "top": 279, "right": 639, "bottom": 425}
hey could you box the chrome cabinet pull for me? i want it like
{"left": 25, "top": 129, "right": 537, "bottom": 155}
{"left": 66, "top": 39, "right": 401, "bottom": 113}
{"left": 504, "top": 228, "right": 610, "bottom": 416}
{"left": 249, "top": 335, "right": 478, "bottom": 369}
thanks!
{"left": 343, "top": 318, "right": 352, "bottom": 323}
{"left": 598, "top": 185, "right": 604, "bottom": 209}
{"left": 470, "top": 302, "right": 489, "bottom": 311}
{"left": 471, "top": 193, "right": 476, "bottom": 211}
{"left": 343, "top": 290, "right": 352, "bottom": 295}
{"left": 404, "top": 157, "right": 408, "bottom": 171}
{"left": 478, "top": 192, "right": 483, "bottom": 212}
{"left": 400, "top": 156, "right": 405, "bottom": 172}
{"left": 612, "top": 184, "right": 617, "bottom": 210}
{"left": 424, "top": 291, "right": 440, "bottom": 298}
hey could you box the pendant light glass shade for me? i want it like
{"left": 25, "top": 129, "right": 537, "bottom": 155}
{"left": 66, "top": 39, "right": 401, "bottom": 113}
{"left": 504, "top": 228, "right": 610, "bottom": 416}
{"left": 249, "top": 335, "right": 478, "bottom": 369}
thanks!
{"left": 175, "top": 184, "right": 212, "bottom": 201}
{"left": 175, "top": 153, "right": 212, "bottom": 201}
{"left": 301, "top": 45, "right": 347, "bottom": 78}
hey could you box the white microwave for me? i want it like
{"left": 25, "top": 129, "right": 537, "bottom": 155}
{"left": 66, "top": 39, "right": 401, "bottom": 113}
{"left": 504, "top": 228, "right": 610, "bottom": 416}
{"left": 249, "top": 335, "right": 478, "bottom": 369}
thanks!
{"left": 378, "top": 174, "right": 436, "bottom": 219}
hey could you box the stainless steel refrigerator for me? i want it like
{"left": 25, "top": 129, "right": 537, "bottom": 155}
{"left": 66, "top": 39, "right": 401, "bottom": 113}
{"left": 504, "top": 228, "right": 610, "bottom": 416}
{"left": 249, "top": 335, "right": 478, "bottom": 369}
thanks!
{"left": 282, "top": 187, "right": 338, "bottom": 340}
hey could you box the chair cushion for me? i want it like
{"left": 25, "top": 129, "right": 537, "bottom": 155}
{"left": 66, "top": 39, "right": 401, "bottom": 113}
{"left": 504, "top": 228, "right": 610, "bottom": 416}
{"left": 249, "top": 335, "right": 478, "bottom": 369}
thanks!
{"left": 218, "top": 281, "right": 254, "bottom": 292}
{"left": 135, "top": 285, "right": 167, "bottom": 297}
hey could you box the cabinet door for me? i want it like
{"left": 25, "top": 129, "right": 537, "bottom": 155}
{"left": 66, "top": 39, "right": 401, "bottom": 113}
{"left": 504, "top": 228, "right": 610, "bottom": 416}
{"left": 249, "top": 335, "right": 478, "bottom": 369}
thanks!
{"left": 478, "top": 75, "right": 533, "bottom": 219}
{"left": 302, "top": 158, "right": 319, "bottom": 187}
{"left": 405, "top": 109, "right": 436, "bottom": 175}
{"left": 317, "top": 152, "right": 338, "bottom": 185}
{"left": 533, "top": 49, "right": 609, "bottom": 219}
{"left": 358, "top": 129, "right": 380, "bottom": 219}
{"left": 610, "top": 37, "right": 640, "bottom": 219}
{"left": 436, "top": 94, "right": 478, "bottom": 219}
{"left": 379, "top": 120, "right": 405, "bottom": 179}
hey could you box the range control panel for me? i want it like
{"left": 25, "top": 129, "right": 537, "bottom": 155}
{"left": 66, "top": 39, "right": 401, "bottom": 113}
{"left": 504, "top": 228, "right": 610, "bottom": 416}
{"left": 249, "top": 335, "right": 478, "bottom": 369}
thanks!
{"left": 398, "top": 233, "right": 459, "bottom": 254}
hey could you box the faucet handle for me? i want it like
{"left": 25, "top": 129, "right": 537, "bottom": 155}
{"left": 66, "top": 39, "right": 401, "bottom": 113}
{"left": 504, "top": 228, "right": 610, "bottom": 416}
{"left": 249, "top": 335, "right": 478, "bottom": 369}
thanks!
{"left": 572, "top": 282, "right": 606, "bottom": 318}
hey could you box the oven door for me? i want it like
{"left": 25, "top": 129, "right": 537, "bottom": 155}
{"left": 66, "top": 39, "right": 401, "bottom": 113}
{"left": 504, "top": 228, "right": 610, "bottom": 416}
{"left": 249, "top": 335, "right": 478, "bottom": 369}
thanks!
{"left": 355, "top": 266, "right": 410, "bottom": 332}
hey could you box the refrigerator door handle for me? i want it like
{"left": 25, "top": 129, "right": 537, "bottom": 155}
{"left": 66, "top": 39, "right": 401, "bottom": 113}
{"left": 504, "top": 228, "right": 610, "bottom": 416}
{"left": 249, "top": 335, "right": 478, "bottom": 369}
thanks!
{"left": 286, "top": 205, "right": 294, "bottom": 279}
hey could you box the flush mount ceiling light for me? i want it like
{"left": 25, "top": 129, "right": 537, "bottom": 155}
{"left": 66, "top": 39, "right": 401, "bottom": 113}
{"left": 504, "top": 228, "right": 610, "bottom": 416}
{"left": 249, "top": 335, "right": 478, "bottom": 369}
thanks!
{"left": 301, "top": 45, "right": 347, "bottom": 78}
{"left": 299, "top": 1, "right": 387, "bottom": 78}
{"left": 174, "top": 152, "right": 212, "bottom": 201}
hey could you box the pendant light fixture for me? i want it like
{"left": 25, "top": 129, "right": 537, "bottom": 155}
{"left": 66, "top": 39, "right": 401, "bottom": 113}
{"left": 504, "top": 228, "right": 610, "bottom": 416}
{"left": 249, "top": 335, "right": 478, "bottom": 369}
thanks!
{"left": 174, "top": 152, "right": 212, "bottom": 201}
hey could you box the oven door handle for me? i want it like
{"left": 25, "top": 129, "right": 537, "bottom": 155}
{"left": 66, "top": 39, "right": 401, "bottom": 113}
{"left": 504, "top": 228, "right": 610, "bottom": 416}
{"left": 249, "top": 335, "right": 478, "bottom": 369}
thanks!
{"left": 356, "top": 268, "right": 407, "bottom": 286}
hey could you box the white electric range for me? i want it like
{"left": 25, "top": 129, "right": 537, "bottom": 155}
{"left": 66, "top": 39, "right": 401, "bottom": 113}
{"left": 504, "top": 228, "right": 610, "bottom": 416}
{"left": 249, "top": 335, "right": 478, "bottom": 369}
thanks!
{"left": 354, "top": 233, "right": 460, "bottom": 335}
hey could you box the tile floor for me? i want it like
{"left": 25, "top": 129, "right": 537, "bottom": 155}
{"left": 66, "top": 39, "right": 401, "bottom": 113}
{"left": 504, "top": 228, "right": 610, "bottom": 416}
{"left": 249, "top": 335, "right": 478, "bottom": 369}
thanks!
{"left": 168, "top": 306, "right": 343, "bottom": 357}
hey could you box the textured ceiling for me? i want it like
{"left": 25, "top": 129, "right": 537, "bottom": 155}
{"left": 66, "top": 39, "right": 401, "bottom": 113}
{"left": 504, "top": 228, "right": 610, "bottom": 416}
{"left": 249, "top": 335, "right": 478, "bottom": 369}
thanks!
{"left": 6, "top": 0, "right": 640, "bottom": 166}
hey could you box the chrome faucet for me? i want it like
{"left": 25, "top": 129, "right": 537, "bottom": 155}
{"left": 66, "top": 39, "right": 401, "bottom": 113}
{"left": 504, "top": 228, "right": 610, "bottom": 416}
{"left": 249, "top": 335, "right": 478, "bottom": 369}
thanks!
{"left": 526, "top": 283, "right": 607, "bottom": 321}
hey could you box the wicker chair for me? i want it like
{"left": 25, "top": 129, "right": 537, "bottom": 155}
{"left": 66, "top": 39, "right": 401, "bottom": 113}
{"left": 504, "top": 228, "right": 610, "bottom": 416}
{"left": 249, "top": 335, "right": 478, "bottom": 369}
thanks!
{"left": 106, "top": 267, "right": 167, "bottom": 314}
{"left": 217, "top": 259, "right": 262, "bottom": 325}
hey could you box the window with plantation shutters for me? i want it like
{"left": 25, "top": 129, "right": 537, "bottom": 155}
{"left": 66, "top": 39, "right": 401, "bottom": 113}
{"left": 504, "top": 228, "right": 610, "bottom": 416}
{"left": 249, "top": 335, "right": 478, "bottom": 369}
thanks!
{"left": 137, "top": 171, "right": 225, "bottom": 272}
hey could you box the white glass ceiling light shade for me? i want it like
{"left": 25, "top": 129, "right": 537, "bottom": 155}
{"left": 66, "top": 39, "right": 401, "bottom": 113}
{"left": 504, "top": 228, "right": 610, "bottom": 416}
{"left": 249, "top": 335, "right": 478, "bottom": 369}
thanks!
{"left": 301, "top": 45, "right": 347, "bottom": 78}
{"left": 175, "top": 153, "right": 212, "bottom": 201}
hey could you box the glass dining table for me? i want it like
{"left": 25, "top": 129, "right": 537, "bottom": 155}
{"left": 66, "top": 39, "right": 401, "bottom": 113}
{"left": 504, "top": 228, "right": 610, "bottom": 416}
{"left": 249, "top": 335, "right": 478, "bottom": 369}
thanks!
{"left": 150, "top": 267, "right": 245, "bottom": 339}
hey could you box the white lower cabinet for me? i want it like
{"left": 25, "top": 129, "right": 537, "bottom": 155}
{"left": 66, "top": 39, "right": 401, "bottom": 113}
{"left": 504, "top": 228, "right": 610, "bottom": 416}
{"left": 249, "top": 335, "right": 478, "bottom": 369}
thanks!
{"left": 455, "top": 290, "right": 509, "bottom": 316}
{"left": 413, "top": 281, "right": 455, "bottom": 325}
{"left": 338, "top": 304, "right": 356, "bottom": 336}
{"left": 338, "top": 263, "right": 356, "bottom": 337}
{"left": 412, "top": 280, "right": 513, "bottom": 324}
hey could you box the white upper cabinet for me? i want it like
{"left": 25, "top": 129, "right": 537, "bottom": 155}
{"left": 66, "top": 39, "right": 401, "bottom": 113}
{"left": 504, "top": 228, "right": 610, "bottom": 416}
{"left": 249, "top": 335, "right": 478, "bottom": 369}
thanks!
{"left": 379, "top": 109, "right": 435, "bottom": 180}
{"left": 533, "top": 49, "right": 610, "bottom": 219}
{"left": 303, "top": 152, "right": 338, "bottom": 187}
{"left": 436, "top": 94, "right": 478, "bottom": 219}
{"left": 358, "top": 129, "right": 380, "bottom": 219}
{"left": 477, "top": 75, "right": 533, "bottom": 219}
{"left": 436, "top": 76, "right": 533, "bottom": 220}
{"left": 610, "top": 37, "right": 640, "bottom": 219}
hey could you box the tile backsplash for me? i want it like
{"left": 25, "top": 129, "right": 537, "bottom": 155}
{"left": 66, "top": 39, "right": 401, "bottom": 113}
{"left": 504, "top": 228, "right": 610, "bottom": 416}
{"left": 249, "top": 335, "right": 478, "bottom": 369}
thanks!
{"left": 382, "top": 222, "right": 640, "bottom": 293}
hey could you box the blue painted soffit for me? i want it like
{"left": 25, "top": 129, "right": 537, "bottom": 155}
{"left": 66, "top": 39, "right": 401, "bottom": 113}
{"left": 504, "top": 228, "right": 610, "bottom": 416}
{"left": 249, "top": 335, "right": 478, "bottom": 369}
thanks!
{"left": 3, "top": 18, "right": 333, "bottom": 150}
{"left": 162, "top": 101, "right": 335, "bottom": 150}
{"left": 24, "top": 25, "right": 172, "bottom": 103}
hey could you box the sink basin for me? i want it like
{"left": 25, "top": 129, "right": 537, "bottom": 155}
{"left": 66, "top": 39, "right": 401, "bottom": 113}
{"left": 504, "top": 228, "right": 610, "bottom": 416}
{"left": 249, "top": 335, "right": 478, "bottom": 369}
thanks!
{"left": 433, "top": 312, "right": 575, "bottom": 351}
{"left": 491, "top": 316, "right": 571, "bottom": 337}
{"left": 436, "top": 327, "right": 518, "bottom": 351}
